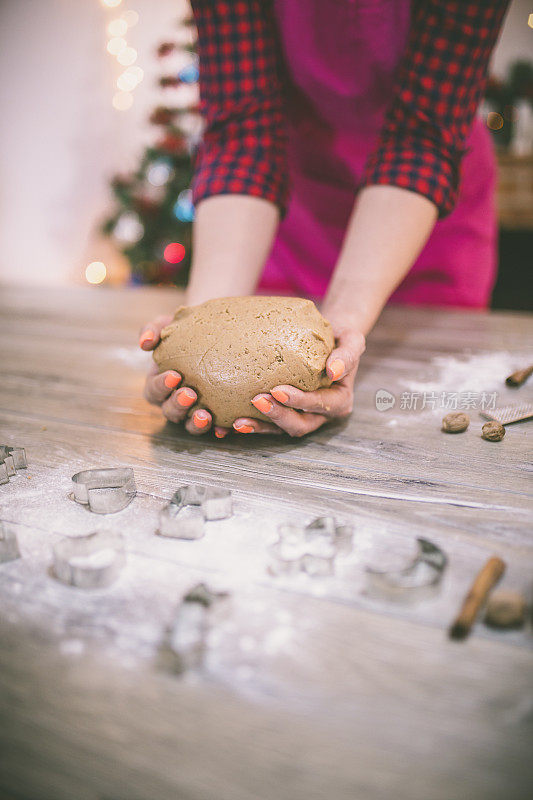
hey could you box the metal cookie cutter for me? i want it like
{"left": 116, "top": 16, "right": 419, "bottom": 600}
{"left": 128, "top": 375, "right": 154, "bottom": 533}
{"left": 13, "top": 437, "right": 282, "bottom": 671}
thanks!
{"left": 366, "top": 537, "right": 447, "bottom": 601}
{"left": 0, "top": 521, "right": 21, "bottom": 563}
{"left": 163, "top": 582, "right": 230, "bottom": 674}
{"left": 70, "top": 468, "right": 136, "bottom": 514}
{"left": 268, "top": 516, "right": 354, "bottom": 578}
{"left": 53, "top": 530, "right": 126, "bottom": 588}
{"left": 157, "top": 484, "right": 232, "bottom": 540}
{"left": 0, "top": 445, "right": 27, "bottom": 485}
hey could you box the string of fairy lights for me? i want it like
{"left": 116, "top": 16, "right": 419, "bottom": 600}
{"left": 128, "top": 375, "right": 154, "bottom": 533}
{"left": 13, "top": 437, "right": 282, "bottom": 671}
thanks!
{"left": 86, "top": 0, "right": 143, "bottom": 285}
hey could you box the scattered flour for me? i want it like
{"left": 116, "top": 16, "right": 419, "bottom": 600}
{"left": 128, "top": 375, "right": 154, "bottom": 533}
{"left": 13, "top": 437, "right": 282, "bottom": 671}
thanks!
{"left": 106, "top": 346, "right": 151, "bottom": 370}
{"left": 405, "top": 351, "right": 530, "bottom": 394}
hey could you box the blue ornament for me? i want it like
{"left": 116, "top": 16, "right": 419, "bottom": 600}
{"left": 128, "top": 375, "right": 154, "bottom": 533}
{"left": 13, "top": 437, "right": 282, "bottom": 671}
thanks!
{"left": 173, "top": 190, "right": 195, "bottom": 222}
{"left": 178, "top": 61, "right": 199, "bottom": 84}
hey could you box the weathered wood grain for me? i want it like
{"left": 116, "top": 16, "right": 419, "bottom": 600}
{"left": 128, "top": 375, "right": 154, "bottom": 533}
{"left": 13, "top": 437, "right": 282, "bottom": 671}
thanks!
{"left": 0, "top": 285, "right": 532, "bottom": 800}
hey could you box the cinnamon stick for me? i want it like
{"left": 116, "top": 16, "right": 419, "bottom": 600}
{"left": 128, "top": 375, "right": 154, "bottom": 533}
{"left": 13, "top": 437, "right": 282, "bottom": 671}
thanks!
{"left": 449, "top": 556, "right": 506, "bottom": 640}
{"left": 506, "top": 365, "right": 533, "bottom": 388}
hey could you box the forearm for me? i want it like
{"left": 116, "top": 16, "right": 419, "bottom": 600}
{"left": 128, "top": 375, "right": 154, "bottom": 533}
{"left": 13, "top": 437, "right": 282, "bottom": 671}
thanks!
{"left": 185, "top": 194, "right": 280, "bottom": 305}
{"left": 323, "top": 185, "right": 438, "bottom": 335}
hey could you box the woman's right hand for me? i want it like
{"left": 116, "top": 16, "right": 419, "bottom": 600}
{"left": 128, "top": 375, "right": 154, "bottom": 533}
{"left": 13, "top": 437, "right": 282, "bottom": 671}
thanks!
{"left": 139, "top": 315, "right": 230, "bottom": 439}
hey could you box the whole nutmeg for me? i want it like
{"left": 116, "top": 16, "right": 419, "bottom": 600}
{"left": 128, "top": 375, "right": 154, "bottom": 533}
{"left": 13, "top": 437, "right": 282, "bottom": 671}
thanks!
{"left": 484, "top": 590, "right": 527, "bottom": 629}
{"left": 481, "top": 420, "right": 505, "bottom": 441}
{"left": 442, "top": 412, "right": 470, "bottom": 433}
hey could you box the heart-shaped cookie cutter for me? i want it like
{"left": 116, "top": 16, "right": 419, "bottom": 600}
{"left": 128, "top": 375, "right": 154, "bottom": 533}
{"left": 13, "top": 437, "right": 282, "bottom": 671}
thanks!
{"left": 365, "top": 537, "right": 447, "bottom": 600}
{"left": 53, "top": 530, "right": 126, "bottom": 588}
{"left": 70, "top": 468, "right": 136, "bottom": 514}
{"left": 157, "top": 484, "right": 233, "bottom": 540}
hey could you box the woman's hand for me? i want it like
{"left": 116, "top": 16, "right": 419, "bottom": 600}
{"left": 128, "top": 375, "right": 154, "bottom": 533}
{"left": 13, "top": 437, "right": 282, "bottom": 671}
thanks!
{"left": 232, "top": 327, "right": 366, "bottom": 437}
{"left": 140, "top": 315, "right": 231, "bottom": 439}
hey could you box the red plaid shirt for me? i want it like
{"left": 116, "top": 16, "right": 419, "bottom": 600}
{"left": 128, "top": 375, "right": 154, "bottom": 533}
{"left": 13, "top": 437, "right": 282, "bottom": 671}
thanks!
{"left": 191, "top": 0, "right": 508, "bottom": 218}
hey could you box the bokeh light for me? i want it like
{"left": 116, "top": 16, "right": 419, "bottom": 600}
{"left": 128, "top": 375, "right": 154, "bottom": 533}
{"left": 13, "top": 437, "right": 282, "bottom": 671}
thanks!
{"left": 163, "top": 243, "right": 186, "bottom": 264}
{"left": 173, "top": 189, "right": 195, "bottom": 222}
{"left": 113, "top": 212, "right": 144, "bottom": 243}
{"left": 147, "top": 161, "right": 173, "bottom": 187}
{"left": 117, "top": 68, "right": 140, "bottom": 92}
{"left": 107, "top": 36, "right": 127, "bottom": 55}
{"left": 128, "top": 65, "right": 144, "bottom": 82}
{"left": 486, "top": 111, "right": 504, "bottom": 131}
{"left": 178, "top": 61, "right": 199, "bottom": 84}
{"left": 112, "top": 91, "right": 133, "bottom": 110}
{"left": 117, "top": 46, "right": 137, "bottom": 66}
{"left": 85, "top": 261, "right": 107, "bottom": 284}
{"left": 121, "top": 9, "right": 139, "bottom": 28}
{"left": 107, "top": 19, "right": 127, "bottom": 37}
{"left": 101, "top": 0, "right": 122, "bottom": 8}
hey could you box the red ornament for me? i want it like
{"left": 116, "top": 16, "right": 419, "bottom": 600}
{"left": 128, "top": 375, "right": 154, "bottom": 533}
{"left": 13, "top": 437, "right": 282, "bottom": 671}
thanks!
{"left": 163, "top": 243, "right": 186, "bottom": 264}
{"left": 149, "top": 106, "right": 176, "bottom": 125}
{"left": 158, "top": 133, "right": 188, "bottom": 154}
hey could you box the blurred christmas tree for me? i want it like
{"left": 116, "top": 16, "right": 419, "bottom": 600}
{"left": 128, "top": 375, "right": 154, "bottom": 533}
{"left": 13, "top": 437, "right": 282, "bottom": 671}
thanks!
{"left": 102, "top": 14, "right": 200, "bottom": 285}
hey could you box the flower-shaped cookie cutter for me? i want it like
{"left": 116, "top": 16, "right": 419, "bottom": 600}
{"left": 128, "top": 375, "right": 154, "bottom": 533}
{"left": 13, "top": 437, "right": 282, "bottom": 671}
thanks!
{"left": 52, "top": 530, "right": 126, "bottom": 588}
{"left": 0, "top": 521, "right": 21, "bottom": 563}
{"left": 157, "top": 485, "right": 233, "bottom": 540}
{"left": 268, "top": 516, "right": 354, "bottom": 578}
{"left": 0, "top": 445, "right": 27, "bottom": 485}
{"left": 365, "top": 537, "right": 447, "bottom": 600}
{"left": 70, "top": 468, "right": 136, "bottom": 514}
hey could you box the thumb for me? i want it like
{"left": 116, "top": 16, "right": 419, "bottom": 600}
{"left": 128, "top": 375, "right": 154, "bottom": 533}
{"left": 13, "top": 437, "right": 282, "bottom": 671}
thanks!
{"left": 326, "top": 329, "right": 366, "bottom": 381}
{"left": 138, "top": 314, "right": 174, "bottom": 350}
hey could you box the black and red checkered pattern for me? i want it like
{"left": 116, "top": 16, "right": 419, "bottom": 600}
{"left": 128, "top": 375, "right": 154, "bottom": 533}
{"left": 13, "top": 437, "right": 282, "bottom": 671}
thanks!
{"left": 191, "top": 0, "right": 288, "bottom": 213}
{"left": 361, "top": 0, "right": 509, "bottom": 216}
{"left": 191, "top": 0, "right": 509, "bottom": 218}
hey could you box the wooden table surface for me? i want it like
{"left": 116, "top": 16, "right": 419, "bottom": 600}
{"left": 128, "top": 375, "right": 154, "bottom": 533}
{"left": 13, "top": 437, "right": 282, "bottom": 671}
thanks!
{"left": 1, "top": 285, "right": 532, "bottom": 800}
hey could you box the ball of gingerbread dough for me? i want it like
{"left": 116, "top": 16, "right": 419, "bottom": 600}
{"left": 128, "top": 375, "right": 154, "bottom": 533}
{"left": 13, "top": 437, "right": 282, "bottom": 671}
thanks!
{"left": 153, "top": 296, "right": 335, "bottom": 427}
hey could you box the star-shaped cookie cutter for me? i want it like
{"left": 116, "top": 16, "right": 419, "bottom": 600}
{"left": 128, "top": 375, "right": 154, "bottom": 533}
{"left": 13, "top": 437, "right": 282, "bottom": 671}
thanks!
{"left": 52, "top": 530, "right": 126, "bottom": 588}
{"left": 268, "top": 516, "right": 354, "bottom": 578}
{"left": 0, "top": 445, "right": 27, "bottom": 485}
{"left": 70, "top": 468, "right": 137, "bottom": 514}
{"left": 157, "top": 485, "right": 233, "bottom": 540}
{"left": 365, "top": 537, "right": 448, "bottom": 600}
{"left": 0, "top": 521, "right": 21, "bottom": 563}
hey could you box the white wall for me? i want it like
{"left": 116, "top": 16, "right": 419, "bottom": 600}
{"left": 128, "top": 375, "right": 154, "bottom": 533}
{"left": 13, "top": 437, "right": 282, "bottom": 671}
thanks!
{"left": 0, "top": 0, "right": 187, "bottom": 286}
{"left": 0, "top": 0, "right": 531, "bottom": 287}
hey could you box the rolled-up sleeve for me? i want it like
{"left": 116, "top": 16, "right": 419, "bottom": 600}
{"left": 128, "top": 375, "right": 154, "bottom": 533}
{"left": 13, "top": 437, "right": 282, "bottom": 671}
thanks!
{"left": 191, "top": 0, "right": 288, "bottom": 214}
{"left": 361, "top": 0, "right": 510, "bottom": 217}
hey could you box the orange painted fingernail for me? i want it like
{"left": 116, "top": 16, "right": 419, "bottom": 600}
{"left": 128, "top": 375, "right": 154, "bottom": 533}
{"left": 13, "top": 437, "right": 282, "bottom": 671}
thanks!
{"left": 252, "top": 396, "right": 273, "bottom": 414}
{"left": 271, "top": 389, "right": 289, "bottom": 404}
{"left": 233, "top": 423, "right": 254, "bottom": 433}
{"left": 164, "top": 372, "right": 181, "bottom": 389}
{"left": 177, "top": 389, "right": 196, "bottom": 407}
{"left": 139, "top": 330, "right": 154, "bottom": 348}
{"left": 214, "top": 430, "right": 227, "bottom": 439}
{"left": 329, "top": 358, "right": 345, "bottom": 381}
{"left": 193, "top": 410, "right": 209, "bottom": 428}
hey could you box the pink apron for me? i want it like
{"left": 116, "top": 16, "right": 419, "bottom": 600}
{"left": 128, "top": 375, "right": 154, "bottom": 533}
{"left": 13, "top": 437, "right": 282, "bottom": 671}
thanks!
{"left": 259, "top": 0, "right": 497, "bottom": 308}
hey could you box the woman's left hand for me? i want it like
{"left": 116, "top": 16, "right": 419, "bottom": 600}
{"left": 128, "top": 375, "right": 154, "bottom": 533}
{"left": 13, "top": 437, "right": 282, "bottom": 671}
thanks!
{"left": 232, "top": 327, "right": 366, "bottom": 437}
